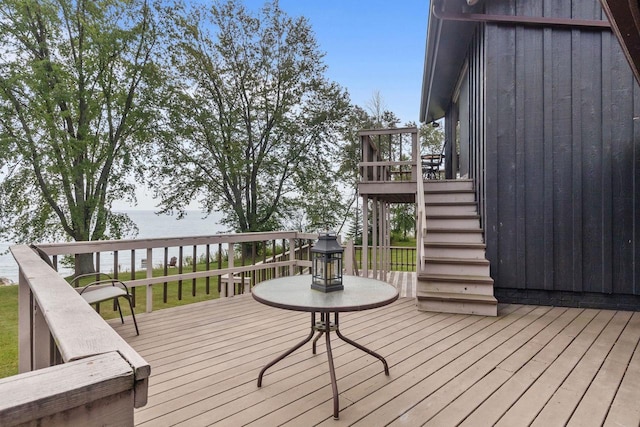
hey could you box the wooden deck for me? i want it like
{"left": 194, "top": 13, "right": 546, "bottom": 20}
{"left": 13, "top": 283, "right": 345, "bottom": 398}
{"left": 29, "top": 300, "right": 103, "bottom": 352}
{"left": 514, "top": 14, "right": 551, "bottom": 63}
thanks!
{"left": 111, "top": 276, "right": 640, "bottom": 426}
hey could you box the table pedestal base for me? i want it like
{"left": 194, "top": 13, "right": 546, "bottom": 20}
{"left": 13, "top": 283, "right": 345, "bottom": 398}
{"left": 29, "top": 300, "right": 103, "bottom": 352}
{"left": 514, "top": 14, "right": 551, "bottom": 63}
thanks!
{"left": 257, "top": 312, "right": 390, "bottom": 420}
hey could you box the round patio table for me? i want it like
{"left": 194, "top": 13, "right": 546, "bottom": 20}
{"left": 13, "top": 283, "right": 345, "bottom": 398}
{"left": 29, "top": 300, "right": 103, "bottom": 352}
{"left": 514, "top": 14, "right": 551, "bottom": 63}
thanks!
{"left": 252, "top": 275, "right": 399, "bottom": 419}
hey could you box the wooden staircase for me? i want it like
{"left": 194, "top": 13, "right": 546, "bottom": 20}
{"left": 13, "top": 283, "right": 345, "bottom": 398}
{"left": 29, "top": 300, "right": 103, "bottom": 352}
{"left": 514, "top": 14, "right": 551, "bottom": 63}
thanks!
{"left": 416, "top": 179, "right": 497, "bottom": 316}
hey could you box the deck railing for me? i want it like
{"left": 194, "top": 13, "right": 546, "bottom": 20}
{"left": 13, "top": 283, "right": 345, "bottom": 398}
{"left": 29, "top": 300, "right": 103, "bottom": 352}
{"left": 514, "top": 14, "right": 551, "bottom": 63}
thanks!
{"left": 359, "top": 127, "right": 419, "bottom": 185}
{"left": 34, "top": 231, "right": 317, "bottom": 313}
{"left": 4, "top": 231, "right": 318, "bottom": 426}
{"left": 2, "top": 245, "right": 150, "bottom": 426}
{"left": 353, "top": 245, "right": 416, "bottom": 272}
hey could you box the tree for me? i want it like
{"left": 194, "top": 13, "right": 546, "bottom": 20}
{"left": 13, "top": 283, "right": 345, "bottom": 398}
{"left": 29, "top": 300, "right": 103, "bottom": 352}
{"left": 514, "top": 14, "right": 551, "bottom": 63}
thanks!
{"left": 391, "top": 203, "right": 415, "bottom": 241}
{"left": 419, "top": 121, "right": 445, "bottom": 155}
{"left": 0, "top": 0, "right": 166, "bottom": 273}
{"left": 151, "top": 0, "right": 350, "bottom": 236}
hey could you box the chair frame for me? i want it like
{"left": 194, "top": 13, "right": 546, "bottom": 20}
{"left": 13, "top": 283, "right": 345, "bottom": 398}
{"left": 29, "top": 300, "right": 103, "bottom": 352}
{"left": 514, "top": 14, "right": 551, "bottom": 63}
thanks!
{"left": 71, "top": 273, "right": 140, "bottom": 335}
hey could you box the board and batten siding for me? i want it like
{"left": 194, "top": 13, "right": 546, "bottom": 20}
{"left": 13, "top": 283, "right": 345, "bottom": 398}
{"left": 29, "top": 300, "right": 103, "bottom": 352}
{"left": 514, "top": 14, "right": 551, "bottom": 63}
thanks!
{"left": 478, "top": 0, "right": 640, "bottom": 304}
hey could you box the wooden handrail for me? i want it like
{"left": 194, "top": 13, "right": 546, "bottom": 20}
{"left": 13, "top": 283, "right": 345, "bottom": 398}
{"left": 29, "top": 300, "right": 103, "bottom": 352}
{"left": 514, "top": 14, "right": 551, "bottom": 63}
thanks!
{"left": 416, "top": 155, "right": 427, "bottom": 275}
{"left": 5, "top": 245, "right": 151, "bottom": 426}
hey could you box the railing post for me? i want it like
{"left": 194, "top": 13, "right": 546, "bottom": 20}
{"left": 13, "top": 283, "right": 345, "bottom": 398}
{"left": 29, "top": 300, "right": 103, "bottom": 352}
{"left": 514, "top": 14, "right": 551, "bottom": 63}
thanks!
{"left": 344, "top": 239, "right": 354, "bottom": 276}
{"left": 226, "top": 243, "right": 234, "bottom": 296}
{"left": 33, "top": 300, "right": 50, "bottom": 370}
{"left": 146, "top": 248, "right": 153, "bottom": 313}
{"left": 18, "top": 269, "right": 31, "bottom": 373}
{"left": 288, "top": 237, "right": 295, "bottom": 276}
{"left": 411, "top": 129, "right": 418, "bottom": 181}
{"left": 362, "top": 195, "right": 369, "bottom": 278}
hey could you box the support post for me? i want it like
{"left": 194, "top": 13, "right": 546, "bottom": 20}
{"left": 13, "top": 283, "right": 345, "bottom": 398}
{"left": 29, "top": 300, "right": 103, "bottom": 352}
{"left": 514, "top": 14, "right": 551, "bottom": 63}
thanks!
{"left": 18, "top": 269, "right": 31, "bottom": 373}
{"left": 362, "top": 196, "right": 369, "bottom": 278}
{"left": 146, "top": 248, "right": 153, "bottom": 313}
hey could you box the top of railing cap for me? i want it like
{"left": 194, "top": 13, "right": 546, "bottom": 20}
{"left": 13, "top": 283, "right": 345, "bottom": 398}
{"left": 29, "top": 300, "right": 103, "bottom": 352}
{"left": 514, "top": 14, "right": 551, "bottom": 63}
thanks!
{"left": 26, "top": 231, "right": 320, "bottom": 256}
{"left": 357, "top": 126, "right": 418, "bottom": 137}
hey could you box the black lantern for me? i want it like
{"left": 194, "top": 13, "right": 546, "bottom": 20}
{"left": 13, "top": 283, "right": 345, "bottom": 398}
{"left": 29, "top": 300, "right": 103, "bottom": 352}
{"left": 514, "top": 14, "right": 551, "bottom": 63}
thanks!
{"left": 311, "top": 231, "right": 344, "bottom": 292}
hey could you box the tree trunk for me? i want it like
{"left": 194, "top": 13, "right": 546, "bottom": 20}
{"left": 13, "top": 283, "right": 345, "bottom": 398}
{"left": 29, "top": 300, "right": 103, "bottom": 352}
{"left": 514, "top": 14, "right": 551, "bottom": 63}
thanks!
{"left": 74, "top": 253, "right": 96, "bottom": 276}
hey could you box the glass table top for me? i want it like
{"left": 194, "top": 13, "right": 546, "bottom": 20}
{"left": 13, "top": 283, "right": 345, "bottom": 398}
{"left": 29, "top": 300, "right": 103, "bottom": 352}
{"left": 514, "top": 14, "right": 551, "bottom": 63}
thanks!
{"left": 252, "top": 275, "right": 399, "bottom": 312}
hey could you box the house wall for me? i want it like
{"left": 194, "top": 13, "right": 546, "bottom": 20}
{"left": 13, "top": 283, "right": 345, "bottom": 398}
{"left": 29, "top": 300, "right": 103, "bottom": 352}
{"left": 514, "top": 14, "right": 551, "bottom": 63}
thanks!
{"left": 476, "top": 0, "right": 640, "bottom": 306}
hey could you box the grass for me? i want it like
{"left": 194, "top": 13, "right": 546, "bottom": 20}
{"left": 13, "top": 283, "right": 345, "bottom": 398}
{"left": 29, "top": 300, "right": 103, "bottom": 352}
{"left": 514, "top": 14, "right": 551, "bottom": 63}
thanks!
{"left": 0, "top": 285, "right": 18, "bottom": 379}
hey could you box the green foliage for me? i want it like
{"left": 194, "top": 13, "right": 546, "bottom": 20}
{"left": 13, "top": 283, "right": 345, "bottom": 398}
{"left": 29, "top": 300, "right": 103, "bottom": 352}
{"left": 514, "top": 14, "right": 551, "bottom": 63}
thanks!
{"left": 150, "top": 0, "right": 350, "bottom": 235}
{"left": 420, "top": 121, "right": 445, "bottom": 155}
{"left": 391, "top": 203, "right": 415, "bottom": 240}
{"left": 0, "top": 0, "right": 168, "bottom": 251}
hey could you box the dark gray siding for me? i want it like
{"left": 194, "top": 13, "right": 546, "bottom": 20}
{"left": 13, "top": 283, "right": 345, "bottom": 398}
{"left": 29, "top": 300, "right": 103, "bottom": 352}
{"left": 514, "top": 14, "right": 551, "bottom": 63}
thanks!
{"left": 480, "top": 0, "right": 640, "bottom": 299}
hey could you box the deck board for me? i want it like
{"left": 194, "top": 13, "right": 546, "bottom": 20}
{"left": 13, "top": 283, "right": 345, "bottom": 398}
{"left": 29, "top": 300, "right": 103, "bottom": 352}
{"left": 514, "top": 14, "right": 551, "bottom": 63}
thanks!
{"left": 108, "top": 283, "right": 640, "bottom": 426}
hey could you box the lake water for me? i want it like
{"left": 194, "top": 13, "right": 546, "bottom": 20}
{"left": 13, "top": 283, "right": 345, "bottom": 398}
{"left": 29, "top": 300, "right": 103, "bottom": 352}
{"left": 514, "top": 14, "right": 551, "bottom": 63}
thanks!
{"left": 0, "top": 210, "right": 226, "bottom": 283}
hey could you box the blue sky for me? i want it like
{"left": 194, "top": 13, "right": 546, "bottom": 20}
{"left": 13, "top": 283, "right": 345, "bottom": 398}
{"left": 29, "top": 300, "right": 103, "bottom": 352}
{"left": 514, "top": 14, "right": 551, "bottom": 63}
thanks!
{"left": 267, "top": 0, "right": 430, "bottom": 125}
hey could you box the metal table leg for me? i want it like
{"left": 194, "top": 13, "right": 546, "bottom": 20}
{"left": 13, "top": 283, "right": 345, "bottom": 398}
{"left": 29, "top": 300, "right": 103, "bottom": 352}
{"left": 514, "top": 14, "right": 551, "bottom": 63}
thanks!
{"left": 257, "top": 311, "right": 390, "bottom": 420}
{"left": 334, "top": 312, "right": 390, "bottom": 375}
{"left": 323, "top": 317, "right": 340, "bottom": 419}
{"left": 257, "top": 312, "right": 317, "bottom": 387}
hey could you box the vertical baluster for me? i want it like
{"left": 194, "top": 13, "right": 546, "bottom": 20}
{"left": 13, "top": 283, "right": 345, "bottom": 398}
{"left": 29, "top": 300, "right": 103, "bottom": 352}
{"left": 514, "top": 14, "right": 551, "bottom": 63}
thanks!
{"left": 112, "top": 251, "right": 119, "bottom": 311}
{"left": 178, "top": 246, "right": 183, "bottom": 300}
{"left": 95, "top": 252, "right": 100, "bottom": 283}
{"left": 130, "top": 250, "right": 136, "bottom": 307}
{"left": 206, "top": 244, "right": 211, "bottom": 294}
{"left": 272, "top": 240, "right": 276, "bottom": 279}
{"left": 281, "top": 239, "right": 286, "bottom": 277}
{"left": 192, "top": 245, "right": 197, "bottom": 297}
{"left": 251, "top": 241, "right": 256, "bottom": 290}
{"left": 240, "top": 245, "right": 245, "bottom": 295}
{"left": 261, "top": 241, "right": 267, "bottom": 284}
{"left": 163, "top": 247, "right": 168, "bottom": 303}
{"left": 217, "top": 243, "right": 222, "bottom": 294}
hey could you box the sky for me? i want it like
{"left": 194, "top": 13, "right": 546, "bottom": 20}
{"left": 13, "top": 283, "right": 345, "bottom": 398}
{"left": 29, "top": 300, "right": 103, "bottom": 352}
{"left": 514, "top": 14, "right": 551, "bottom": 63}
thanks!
{"left": 117, "top": 0, "right": 431, "bottom": 210}
{"left": 270, "top": 0, "right": 430, "bottom": 124}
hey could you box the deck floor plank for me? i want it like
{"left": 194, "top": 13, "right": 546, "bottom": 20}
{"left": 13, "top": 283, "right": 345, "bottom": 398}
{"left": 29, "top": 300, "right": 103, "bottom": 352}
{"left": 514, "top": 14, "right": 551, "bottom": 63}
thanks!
{"left": 603, "top": 318, "right": 640, "bottom": 427}
{"left": 343, "top": 305, "right": 550, "bottom": 427}
{"left": 531, "top": 311, "right": 633, "bottom": 427}
{"left": 575, "top": 312, "right": 640, "bottom": 427}
{"left": 418, "top": 306, "right": 572, "bottom": 426}
{"left": 103, "top": 284, "right": 640, "bottom": 426}
{"left": 494, "top": 309, "right": 617, "bottom": 426}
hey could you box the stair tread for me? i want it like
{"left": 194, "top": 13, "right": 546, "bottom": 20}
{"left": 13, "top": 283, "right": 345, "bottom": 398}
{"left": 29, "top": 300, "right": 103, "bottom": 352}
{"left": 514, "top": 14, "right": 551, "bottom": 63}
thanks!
{"left": 424, "top": 257, "right": 490, "bottom": 265}
{"left": 427, "top": 214, "right": 480, "bottom": 219}
{"left": 426, "top": 201, "right": 477, "bottom": 205}
{"left": 423, "top": 179, "right": 474, "bottom": 183}
{"left": 424, "top": 189, "right": 474, "bottom": 194}
{"left": 417, "top": 291, "right": 497, "bottom": 303}
{"left": 427, "top": 228, "right": 484, "bottom": 233}
{"left": 424, "top": 242, "right": 486, "bottom": 248}
{"left": 418, "top": 272, "right": 494, "bottom": 283}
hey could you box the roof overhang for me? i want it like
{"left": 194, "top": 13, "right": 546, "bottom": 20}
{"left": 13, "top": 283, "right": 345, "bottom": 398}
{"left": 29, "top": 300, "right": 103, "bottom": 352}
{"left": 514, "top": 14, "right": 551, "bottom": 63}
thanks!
{"left": 599, "top": 0, "right": 640, "bottom": 85}
{"left": 419, "top": 0, "right": 480, "bottom": 123}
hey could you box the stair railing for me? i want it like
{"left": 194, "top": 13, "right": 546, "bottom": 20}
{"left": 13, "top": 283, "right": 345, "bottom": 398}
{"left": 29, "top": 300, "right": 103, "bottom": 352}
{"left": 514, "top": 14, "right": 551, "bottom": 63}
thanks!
{"left": 416, "top": 154, "right": 427, "bottom": 275}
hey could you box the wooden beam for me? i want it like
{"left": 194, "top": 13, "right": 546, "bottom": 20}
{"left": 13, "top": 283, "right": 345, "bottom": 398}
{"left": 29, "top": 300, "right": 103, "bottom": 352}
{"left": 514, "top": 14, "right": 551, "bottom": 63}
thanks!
{"left": 600, "top": 0, "right": 640, "bottom": 85}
